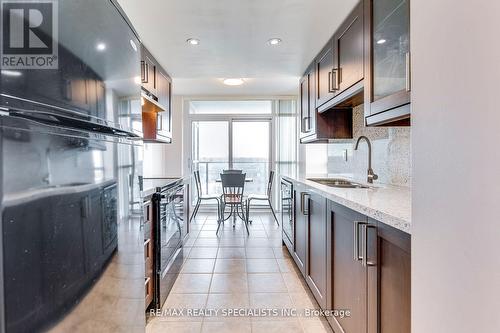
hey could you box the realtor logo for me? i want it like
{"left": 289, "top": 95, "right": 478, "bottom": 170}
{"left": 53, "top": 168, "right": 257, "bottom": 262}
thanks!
{"left": 1, "top": 0, "right": 58, "bottom": 69}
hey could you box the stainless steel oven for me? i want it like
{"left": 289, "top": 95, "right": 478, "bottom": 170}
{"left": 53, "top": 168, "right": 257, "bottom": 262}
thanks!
{"left": 152, "top": 181, "right": 185, "bottom": 309}
{"left": 281, "top": 179, "right": 294, "bottom": 252}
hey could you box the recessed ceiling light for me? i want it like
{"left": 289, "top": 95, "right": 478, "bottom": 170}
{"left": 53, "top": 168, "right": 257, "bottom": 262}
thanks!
{"left": 377, "top": 39, "right": 386, "bottom": 44}
{"left": 223, "top": 78, "right": 244, "bottom": 86}
{"left": 96, "top": 43, "right": 106, "bottom": 51}
{"left": 267, "top": 38, "right": 282, "bottom": 46}
{"left": 186, "top": 38, "right": 200, "bottom": 45}
{"left": 1, "top": 70, "right": 22, "bottom": 77}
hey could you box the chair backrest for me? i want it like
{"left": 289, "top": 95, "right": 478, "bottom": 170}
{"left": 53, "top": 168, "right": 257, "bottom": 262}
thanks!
{"left": 223, "top": 169, "right": 243, "bottom": 174}
{"left": 267, "top": 170, "right": 275, "bottom": 198}
{"left": 193, "top": 170, "right": 202, "bottom": 196}
{"left": 220, "top": 173, "right": 246, "bottom": 204}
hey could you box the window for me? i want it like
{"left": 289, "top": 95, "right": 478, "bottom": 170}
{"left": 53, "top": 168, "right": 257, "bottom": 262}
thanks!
{"left": 189, "top": 100, "right": 272, "bottom": 115}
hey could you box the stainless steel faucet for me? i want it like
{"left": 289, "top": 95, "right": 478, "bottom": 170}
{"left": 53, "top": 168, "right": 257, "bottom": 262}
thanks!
{"left": 354, "top": 136, "right": 378, "bottom": 184}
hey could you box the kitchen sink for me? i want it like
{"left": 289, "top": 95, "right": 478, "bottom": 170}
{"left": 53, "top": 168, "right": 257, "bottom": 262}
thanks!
{"left": 307, "top": 178, "right": 370, "bottom": 189}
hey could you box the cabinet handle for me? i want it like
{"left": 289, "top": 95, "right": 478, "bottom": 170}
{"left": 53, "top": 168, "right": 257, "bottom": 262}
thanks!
{"left": 142, "top": 62, "right": 149, "bottom": 84}
{"left": 405, "top": 52, "right": 411, "bottom": 92}
{"left": 353, "top": 221, "right": 367, "bottom": 261}
{"left": 301, "top": 192, "right": 310, "bottom": 216}
{"left": 302, "top": 117, "right": 311, "bottom": 133}
{"left": 329, "top": 68, "right": 340, "bottom": 92}
{"left": 362, "top": 224, "right": 377, "bottom": 267}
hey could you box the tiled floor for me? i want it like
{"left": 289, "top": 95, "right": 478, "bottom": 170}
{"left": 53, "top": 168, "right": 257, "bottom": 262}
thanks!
{"left": 146, "top": 211, "right": 332, "bottom": 333}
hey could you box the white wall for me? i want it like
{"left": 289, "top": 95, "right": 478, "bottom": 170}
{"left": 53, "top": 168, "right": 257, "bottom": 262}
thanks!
{"left": 143, "top": 95, "right": 184, "bottom": 178}
{"left": 412, "top": 1, "right": 500, "bottom": 332}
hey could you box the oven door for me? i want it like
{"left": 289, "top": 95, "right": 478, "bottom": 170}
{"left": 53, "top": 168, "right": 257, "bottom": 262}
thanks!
{"left": 281, "top": 180, "right": 294, "bottom": 247}
{"left": 156, "top": 184, "right": 184, "bottom": 308}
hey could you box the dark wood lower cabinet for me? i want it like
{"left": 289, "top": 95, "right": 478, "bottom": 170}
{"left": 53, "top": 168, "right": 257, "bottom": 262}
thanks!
{"left": 327, "top": 201, "right": 368, "bottom": 333}
{"left": 292, "top": 183, "right": 307, "bottom": 275}
{"left": 281, "top": 180, "right": 411, "bottom": 333}
{"left": 326, "top": 201, "right": 411, "bottom": 333}
{"left": 367, "top": 218, "right": 411, "bottom": 333}
{"left": 305, "top": 192, "right": 328, "bottom": 309}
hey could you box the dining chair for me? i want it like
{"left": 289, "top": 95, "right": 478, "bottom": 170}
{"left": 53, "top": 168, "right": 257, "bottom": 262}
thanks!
{"left": 190, "top": 170, "right": 221, "bottom": 223}
{"left": 222, "top": 169, "right": 243, "bottom": 174}
{"left": 246, "top": 170, "right": 279, "bottom": 226}
{"left": 218, "top": 173, "right": 249, "bottom": 235}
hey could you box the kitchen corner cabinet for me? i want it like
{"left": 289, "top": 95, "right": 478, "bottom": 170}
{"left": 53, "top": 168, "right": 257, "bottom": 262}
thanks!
{"left": 300, "top": 65, "right": 353, "bottom": 144}
{"left": 326, "top": 201, "right": 411, "bottom": 333}
{"left": 364, "top": 0, "right": 411, "bottom": 126}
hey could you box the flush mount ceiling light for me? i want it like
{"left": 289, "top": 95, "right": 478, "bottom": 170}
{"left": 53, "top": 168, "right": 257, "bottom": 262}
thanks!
{"left": 377, "top": 39, "right": 386, "bottom": 44}
{"left": 186, "top": 38, "right": 200, "bottom": 45}
{"left": 1, "top": 70, "right": 22, "bottom": 77}
{"left": 96, "top": 42, "right": 107, "bottom": 51}
{"left": 267, "top": 38, "right": 282, "bottom": 46}
{"left": 223, "top": 78, "right": 245, "bottom": 86}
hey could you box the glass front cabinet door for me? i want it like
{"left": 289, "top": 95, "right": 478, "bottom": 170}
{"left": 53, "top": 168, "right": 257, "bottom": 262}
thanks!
{"left": 364, "top": 0, "right": 411, "bottom": 126}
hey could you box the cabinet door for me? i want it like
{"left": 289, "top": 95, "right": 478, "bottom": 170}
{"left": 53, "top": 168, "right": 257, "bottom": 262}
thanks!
{"left": 141, "top": 54, "right": 157, "bottom": 95}
{"left": 364, "top": 0, "right": 411, "bottom": 125}
{"left": 316, "top": 40, "right": 336, "bottom": 107}
{"left": 84, "top": 190, "right": 104, "bottom": 275}
{"left": 157, "top": 70, "right": 171, "bottom": 109}
{"left": 327, "top": 201, "right": 368, "bottom": 333}
{"left": 293, "top": 184, "right": 307, "bottom": 275}
{"left": 305, "top": 191, "right": 327, "bottom": 309}
{"left": 334, "top": 1, "right": 364, "bottom": 93}
{"left": 367, "top": 219, "right": 411, "bottom": 333}
{"left": 46, "top": 193, "right": 87, "bottom": 307}
{"left": 299, "top": 73, "right": 311, "bottom": 138}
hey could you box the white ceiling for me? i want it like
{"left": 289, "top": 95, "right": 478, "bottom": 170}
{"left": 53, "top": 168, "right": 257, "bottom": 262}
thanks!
{"left": 117, "top": 0, "right": 358, "bottom": 96}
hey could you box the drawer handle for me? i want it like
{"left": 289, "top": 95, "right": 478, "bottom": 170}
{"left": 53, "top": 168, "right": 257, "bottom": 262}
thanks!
{"left": 353, "top": 221, "right": 367, "bottom": 261}
{"left": 362, "top": 224, "right": 377, "bottom": 267}
{"left": 144, "top": 239, "right": 151, "bottom": 259}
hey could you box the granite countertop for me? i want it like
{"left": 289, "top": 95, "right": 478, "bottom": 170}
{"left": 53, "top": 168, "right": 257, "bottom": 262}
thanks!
{"left": 282, "top": 174, "right": 411, "bottom": 234}
{"left": 141, "top": 177, "right": 188, "bottom": 199}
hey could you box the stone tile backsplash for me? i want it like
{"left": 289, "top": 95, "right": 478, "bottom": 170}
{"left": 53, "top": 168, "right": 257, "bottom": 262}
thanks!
{"left": 323, "top": 105, "right": 411, "bottom": 187}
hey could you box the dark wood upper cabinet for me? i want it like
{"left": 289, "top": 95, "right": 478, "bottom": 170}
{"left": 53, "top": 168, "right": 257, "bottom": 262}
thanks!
{"left": 141, "top": 47, "right": 157, "bottom": 96}
{"left": 300, "top": 64, "right": 353, "bottom": 144}
{"left": 299, "top": 65, "right": 314, "bottom": 141}
{"left": 140, "top": 45, "right": 173, "bottom": 143}
{"left": 364, "top": 0, "right": 411, "bottom": 126}
{"left": 305, "top": 191, "right": 328, "bottom": 309}
{"left": 315, "top": 39, "right": 336, "bottom": 108}
{"left": 333, "top": 1, "right": 364, "bottom": 101}
{"left": 316, "top": 2, "right": 365, "bottom": 113}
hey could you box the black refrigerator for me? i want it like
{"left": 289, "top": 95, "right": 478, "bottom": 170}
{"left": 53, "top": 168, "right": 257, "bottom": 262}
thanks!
{"left": 0, "top": 1, "right": 145, "bottom": 332}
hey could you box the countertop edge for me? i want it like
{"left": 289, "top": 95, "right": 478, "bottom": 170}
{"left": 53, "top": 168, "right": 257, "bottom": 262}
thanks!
{"left": 281, "top": 175, "right": 411, "bottom": 234}
{"left": 141, "top": 176, "right": 190, "bottom": 200}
